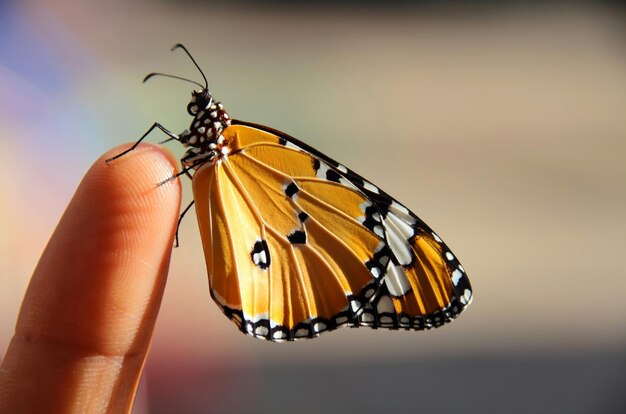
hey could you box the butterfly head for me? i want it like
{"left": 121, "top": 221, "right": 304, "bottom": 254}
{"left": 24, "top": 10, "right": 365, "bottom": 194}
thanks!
{"left": 144, "top": 44, "right": 232, "bottom": 164}
{"left": 187, "top": 89, "right": 213, "bottom": 116}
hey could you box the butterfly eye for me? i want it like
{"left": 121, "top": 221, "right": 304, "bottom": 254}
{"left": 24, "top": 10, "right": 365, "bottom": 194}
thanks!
{"left": 187, "top": 91, "right": 213, "bottom": 116}
{"left": 186, "top": 92, "right": 201, "bottom": 115}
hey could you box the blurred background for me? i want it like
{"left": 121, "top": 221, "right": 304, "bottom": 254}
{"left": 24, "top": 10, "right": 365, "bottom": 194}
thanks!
{"left": 1, "top": 0, "right": 625, "bottom": 412}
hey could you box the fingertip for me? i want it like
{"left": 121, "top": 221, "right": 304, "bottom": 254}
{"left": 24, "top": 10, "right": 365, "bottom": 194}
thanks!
{"left": 17, "top": 142, "right": 183, "bottom": 354}
{"left": 86, "top": 143, "right": 183, "bottom": 235}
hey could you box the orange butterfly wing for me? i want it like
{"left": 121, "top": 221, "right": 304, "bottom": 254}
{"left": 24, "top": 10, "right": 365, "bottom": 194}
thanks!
{"left": 192, "top": 122, "right": 472, "bottom": 341}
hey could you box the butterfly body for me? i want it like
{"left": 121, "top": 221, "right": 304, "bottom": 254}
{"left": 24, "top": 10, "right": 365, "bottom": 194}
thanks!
{"left": 177, "top": 89, "right": 232, "bottom": 169}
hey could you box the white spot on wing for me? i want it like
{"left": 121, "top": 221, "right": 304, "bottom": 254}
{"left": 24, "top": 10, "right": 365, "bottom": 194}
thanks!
{"left": 316, "top": 162, "right": 330, "bottom": 179}
{"left": 273, "top": 331, "right": 287, "bottom": 340}
{"left": 386, "top": 212, "right": 415, "bottom": 240}
{"left": 383, "top": 214, "right": 413, "bottom": 266}
{"left": 361, "top": 312, "right": 374, "bottom": 322}
{"left": 363, "top": 181, "right": 379, "bottom": 194}
{"left": 452, "top": 269, "right": 463, "bottom": 285}
{"left": 376, "top": 294, "right": 395, "bottom": 313}
{"left": 461, "top": 289, "right": 473, "bottom": 305}
{"left": 335, "top": 315, "right": 348, "bottom": 325}
{"left": 339, "top": 177, "right": 355, "bottom": 188}
{"left": 389, "top": 201, "right": 416, "bottom": 225}
{"left": 373, "top": 225, "right": 385, "bottom": 238}
{"left": 385, "top": 263, "right": 412, "bottom": 296}
{"left": 337, "top": 164, "right": 348, "bottom": 173}
{"left": 379, "top": 316, "right": 393, "bottom": 325}
{"left": 313, "top": 322, "right": 326, "bottom": 332}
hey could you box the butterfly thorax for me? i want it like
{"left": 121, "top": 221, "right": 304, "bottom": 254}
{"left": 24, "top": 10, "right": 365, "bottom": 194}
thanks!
{"left": 179, "top": 89, "right": 232, "bottom": 170}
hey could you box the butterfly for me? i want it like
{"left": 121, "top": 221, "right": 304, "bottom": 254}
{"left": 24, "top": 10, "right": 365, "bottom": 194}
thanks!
{"left": 108, "top": 44, "right": 473, "bottom": 342}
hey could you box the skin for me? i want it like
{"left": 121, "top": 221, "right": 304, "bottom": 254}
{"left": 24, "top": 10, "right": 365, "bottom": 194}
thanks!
{"left": 0, "top": 144, "right": 182, "bottom": 413}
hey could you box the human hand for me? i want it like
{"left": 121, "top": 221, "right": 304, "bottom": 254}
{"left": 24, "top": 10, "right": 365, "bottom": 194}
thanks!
{"left": 0, "top": 144, "right": 181, "bottom": 413}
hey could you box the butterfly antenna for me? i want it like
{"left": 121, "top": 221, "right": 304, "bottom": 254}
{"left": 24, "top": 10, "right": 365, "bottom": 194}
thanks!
{"left": 171, "top": 43, "right": 208, "bottom": 90}
{"left": 143, "top": 72, "right": 204, "bottom": 89}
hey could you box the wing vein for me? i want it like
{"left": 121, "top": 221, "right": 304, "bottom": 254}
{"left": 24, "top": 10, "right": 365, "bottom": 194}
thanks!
{"left": 214, "top": 163, "right": 241, "bottom": 309}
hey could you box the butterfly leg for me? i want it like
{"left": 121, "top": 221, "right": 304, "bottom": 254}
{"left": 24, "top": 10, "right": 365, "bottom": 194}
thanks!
{"left": 174, "top": 200, "right": 195, "bottom": 247}
{"left": 157, "top": 167, "right": 193, "bottom": 186}
{"left": 156, "top": 155, "right": 208, "bottom": 187}
{"left": 105, "top": 122, "right": 179, "bottom": 164}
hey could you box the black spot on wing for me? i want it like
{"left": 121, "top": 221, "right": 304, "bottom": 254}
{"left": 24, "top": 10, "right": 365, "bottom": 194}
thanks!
{"left": 250, "top": 239, "right": 271, "bottom": 270}
{"left": 326, "top": 169, "right": 342, "bottom": 183}
{"left": 313, "top": 158, "right": 321, "bottom": 172}
{"left": 298, "top": 212, "right": 309, "bottom": 222}
{"left": 287, "top": 230, "right": 307, "bottom": 244}
{"left": 284, "top": 182, "right": 299, "bottom": 198}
